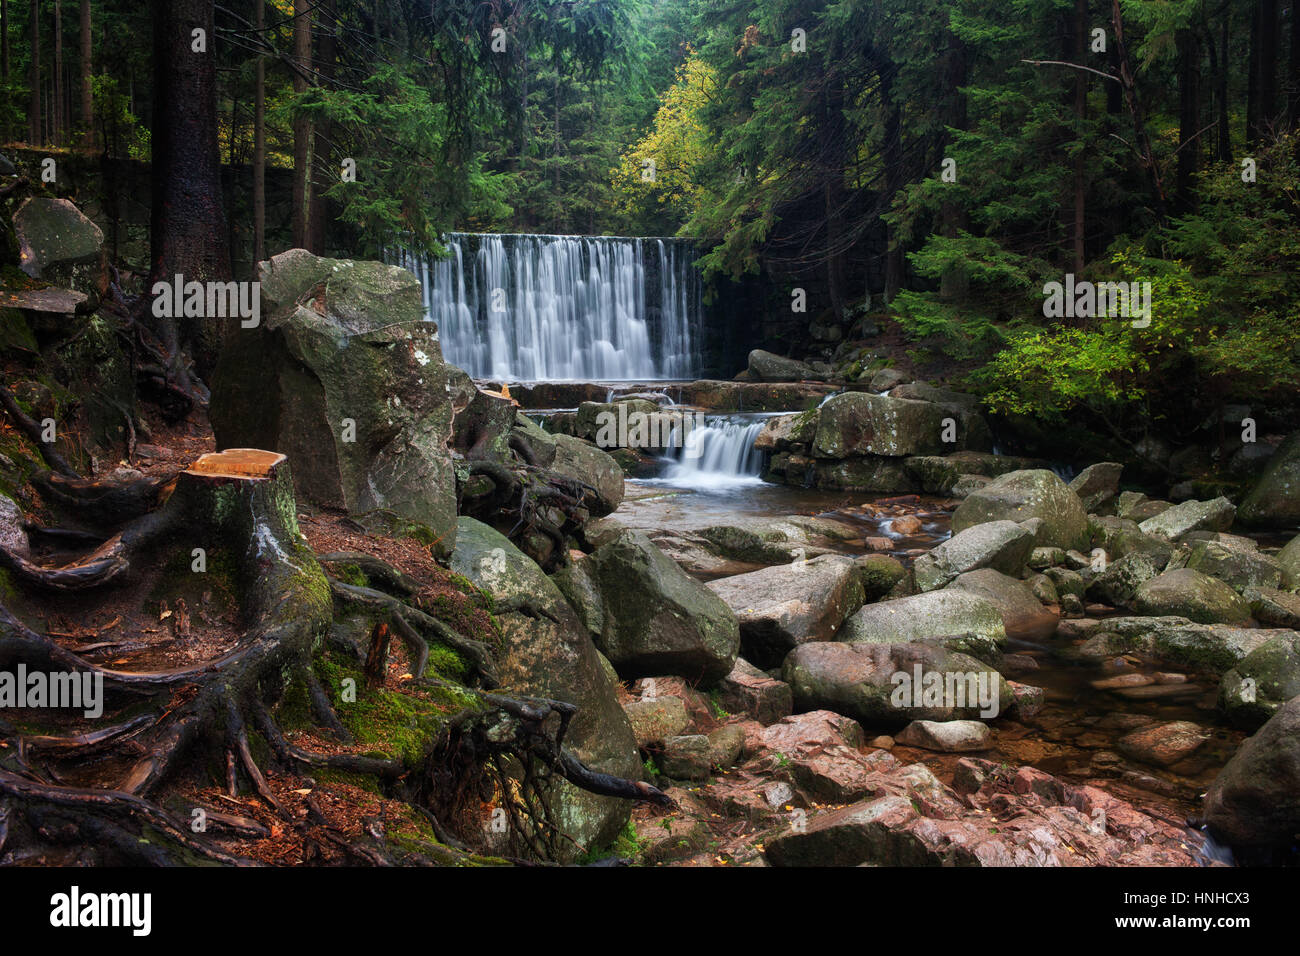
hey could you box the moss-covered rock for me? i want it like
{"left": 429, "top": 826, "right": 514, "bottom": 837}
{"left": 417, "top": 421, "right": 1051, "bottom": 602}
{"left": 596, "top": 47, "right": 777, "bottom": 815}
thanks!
{"left": 1218, "top": 632, "right": 1300, "bottom": 729}
{"left": 952, "top": 470, "right": 1090, "bottom": 551}
{"left": 209, "top": 250, "right": 458, "bottom": 558}
{"left": 449, "top": 517, "right": 640, "bottom": 857}
{"left": 563, "top": 529, "right": 740, "bottom": 684}
{"left": 1238, "top": 431, "right": 1300, "bottom": 527}
{"left": 1132, "top": 568, "right": 1253, "bottom": 625}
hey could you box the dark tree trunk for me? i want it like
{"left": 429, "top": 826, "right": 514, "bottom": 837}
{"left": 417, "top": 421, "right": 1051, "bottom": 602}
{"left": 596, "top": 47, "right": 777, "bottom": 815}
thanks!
{"left": 292, "top": 0, "right": 312, "bottom": 249}
{"left": 1213, "top": 14, "right": 1231, "bottom": 160}
{"left": 27, "top": 0, "right": 39, "bottom": 144}
{"left": 79, "top": 0, "right": 91, "bottom": 145}
{"left": 880, "top": 67, "right": 905, "bottom": 302}
{"left": 308, "top": 0, "right": 335, "bottom": 255}
{"left": 1248, "top": 1, "right": 1261, "bottom": 145}
{"left": 1176, "top": 28, "right": 1200, "bottom": 209}
{"left": 1292, "top": 0, "right": 1300, "bottom": 128}
{"left": 1257, "top": 0, "right": 1279, "bottom": 138}
{"left": 148, "top": 0, "right": 232, "bottom": 385}
{"left": 53, "top": 0, "right": 62, "bottom": 143}
{"left": 254, "top": 0, "right": 266, "bottom": 264}
{"left": 1073, "top": 0, "right": 1088, "bottom": 273}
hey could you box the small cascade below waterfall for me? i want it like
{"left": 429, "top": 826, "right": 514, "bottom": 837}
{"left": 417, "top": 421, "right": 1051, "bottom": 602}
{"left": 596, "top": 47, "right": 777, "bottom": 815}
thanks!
{"left": 400, "top": 233, "right": 702, "bottom": 382}
{"left": 657, "top": 415, "right": 769, "bottom": 489}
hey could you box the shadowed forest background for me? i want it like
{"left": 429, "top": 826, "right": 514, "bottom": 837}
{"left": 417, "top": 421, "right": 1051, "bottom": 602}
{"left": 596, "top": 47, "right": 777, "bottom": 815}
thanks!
{"left": 2, "top": 0, "right": 1298, "bottom": 456}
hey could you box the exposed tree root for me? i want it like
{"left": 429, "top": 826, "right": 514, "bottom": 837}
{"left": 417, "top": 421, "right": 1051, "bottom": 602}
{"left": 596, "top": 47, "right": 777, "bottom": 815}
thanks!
{"left": 0, "top": 450, "right": 665, "bottom": 865}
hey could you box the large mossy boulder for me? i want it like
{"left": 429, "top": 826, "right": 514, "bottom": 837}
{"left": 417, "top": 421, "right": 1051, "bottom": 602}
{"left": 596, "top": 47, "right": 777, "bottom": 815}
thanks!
{"left": 1218, "top": 632, "right": 1300, "bottom": 728}
{"left": 12, "top": 197, "right": 107, "bottom": 306}
{"left": 1132, "top": 568, "right": 1254, "bottom": 625}
{"left": 554, "top": 530, "right": 739, "bottom": 685}
{"left": 812, "top": 392, "right": 950, "bottom": 459}
{"left": 210, "top": 250, "right": 457, "bottom": 557}
{"left": 706, "top": 555, "right": 866, "bottom": 668}
{"left": 1068, "top": 461, "right": 1123, "bottom": 514}
{"left": 449, "top": 518, "right": 640, "bottom": 856}
{"left": 1203, "top": 695, "right": 1300, "bottom": 849}
{"left": 1238, "top": 431, "right": 1300, "bottom": 527}
{"left": 945, "top": 569, "right": 1059, "bottom": 641}
{"left": 550, "top": 432, "right": 624, "bottom": 516}
{"left": 1167, "top": 539, "right": 1282, "bottom": 592}
{"left": 1138, "top": 496, "right": 1236, "bottom": 540}
{"left": 747, "top": 349, "right": 825, "bottom": 383}
{"left": 911, "top": 520, "right": 1035, "bottom": 592}
{"left": 783, "top": 641, "right": 1011, "bottom": 726}
{"left": 951, "top": 470, "right": 1090, "bottom": 551}
{"left": 839, "top": 589, "right": 1007, "bottom": 664}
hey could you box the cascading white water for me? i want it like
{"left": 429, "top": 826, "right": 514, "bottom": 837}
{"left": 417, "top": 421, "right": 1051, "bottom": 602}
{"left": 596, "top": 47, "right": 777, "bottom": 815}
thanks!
{"left": 654, "top": 415, "right": 768, "bottom": 489}
{"left": 400, "top": 234, "right": 701, "bottom": 381}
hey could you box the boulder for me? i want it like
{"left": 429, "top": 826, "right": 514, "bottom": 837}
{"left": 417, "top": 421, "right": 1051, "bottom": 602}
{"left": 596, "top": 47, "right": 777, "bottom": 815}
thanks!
{"left": 448, "top": 518, "right": 640, "bottom": 855}
{"left": 840, "top": 589, "right": 1008, "bottom": 663}
{"left": 1167, "top": 539, "right": 1282, "bottom": 591}
{"left": 752, "top": 411, "right": 819, "bottom": 452}
{"left": 1068, "top": 461, "right": 1123, "bottom": 513}
{"left": 747, "top": 349, "right": 824, "bottom": 383}
{"left": 895, "top": 719, "right": 992, "bottom": 753}
{"left": 714, "top": 658, "right": 793, "bottom": 725}
{"left": 945, "top": 569, "right": 1060, "bottom": 640}
{"left": 852, "top": 554, "right": 907, "bottom": 601}
{"left": 951, "top": 470, "right": 1090, "bottom": 551}
{"left": 902, "top": 451, "right": 1041, "bottom": 496}
{"left": 1138, "top": 496, "right": 1236, "bottom": 540}
{"left": 623, "top": 696, "right": 691, "bottom": 746}
{"left": 706, "top": 555, "right": 865, "bottom": 669}
{"left": 1086, "top": 551, "right": 1162, "bottom": 608}
{"left": 550, "top": 433, "right": 624, "bottom": 516}
{"left": 1238, "top": 431, "right": 1300, "bottom": 527}
{"left": 783, "top": 641, "right": 1010, "bottom": 725}
{"left": 868, "top": 368, "right": 909, "bottom": 391}
{"left": 12, "top": 197, "right": 107, "bottom": 305}
{"left": 812, "top": 392, "right": 950, "bottom": 459}
{"left": 1132, "top": 568, "right": 1254, "bottom": 625}
{"left": 1089, "top": 516, "right": 1174, "bottom": 567}
{"left": 210, "top": 250, "right": 457, "bottom": 557}
{"left": 1115, "top": 720, "right": 1209, "bottom": 768}
{"left": 911, "top": 520, "right": 1035, "bottom": 591}
{"left": 559, "top": 530, "right": 739, "bottom": 684}
{"left": 1277, "top": 532, "right": 1300, "bottom": 591}
{"left": 1116, "top": 491, "right": 1174, "bottom": 522}
{"left": 1218, "top": 631, "right": 1300, "bottom": 728}
{"left": 1244, "top": 586, "right": 1300, "bottom": 628}
{"left": 1203, "top": 695, "right": 1300, "bottom": 847}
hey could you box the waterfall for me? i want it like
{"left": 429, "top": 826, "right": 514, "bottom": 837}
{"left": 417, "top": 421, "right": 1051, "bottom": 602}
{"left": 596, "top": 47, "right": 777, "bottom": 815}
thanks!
{"left": 400, "top": 234, "right": 702, "bottom": 382}
{"left": 657, "top": 416, "right": 767, "bottom": 488}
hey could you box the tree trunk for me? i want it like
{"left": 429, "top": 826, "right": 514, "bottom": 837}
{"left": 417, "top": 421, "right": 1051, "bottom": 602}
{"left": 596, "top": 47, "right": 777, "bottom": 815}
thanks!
{"left": 53, "top": 0, "right": 63, "bottom": 143}
{"left": 1291, "top": 0, "right": 1300, "bottom": 128}
{"left": 880, "top": 68, "right": 904, "bottom": 303}
{"left": 1257, "top": 0, "right": 1279, "bottom": 138}
{"left": 1072, "top": 0, "right": 1088, "bottom": 273}
{"left": 254, "top": 0, "right": 266, "bottom": 264}
{"left": 1176, "top": 28, "right": 1200, "bottom": 209}
{"left": 308, "top": 0, "right": 335, "bottom": 255}
{"left": 292, "top": 0, "right": 313, "bottom": 250}
{"left": 148, "top": 0, "right": 232, "bottom": 386}
{"left": 79, "top": 0, "right": 91, "bottom": 145}
{"left": 2, "top": 0, "right": 10, "bottom": 83}
{"left": 27, "top": 0, "right": 39, "bottom": 144}
{"left": 1248, "top": 1, "right": 1261, "bottom": 145}
{"left": 1213, "top": 14, "right": 1231, "bottom": 160}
